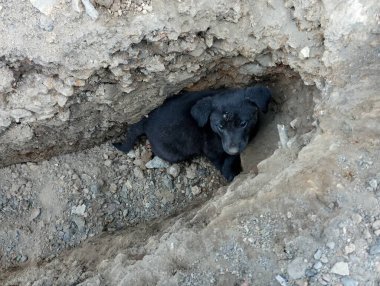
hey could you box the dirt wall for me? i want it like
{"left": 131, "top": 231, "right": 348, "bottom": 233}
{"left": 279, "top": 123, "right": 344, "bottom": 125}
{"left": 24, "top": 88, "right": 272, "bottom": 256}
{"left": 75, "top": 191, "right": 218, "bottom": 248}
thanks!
{"left": 0, "top": 0, "right": 326, "bottom": 166}
{"left": 0, "top": 0, "right": 379, "bottom": 285}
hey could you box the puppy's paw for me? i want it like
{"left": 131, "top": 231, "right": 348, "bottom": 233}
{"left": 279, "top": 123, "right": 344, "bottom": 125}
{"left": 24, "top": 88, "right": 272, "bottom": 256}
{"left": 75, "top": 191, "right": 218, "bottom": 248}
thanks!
{"left": 113, "top": 142, "right": 127, "bottom": 152}
{"left": 222, "top": 169, "right": 237, "bottom": 182}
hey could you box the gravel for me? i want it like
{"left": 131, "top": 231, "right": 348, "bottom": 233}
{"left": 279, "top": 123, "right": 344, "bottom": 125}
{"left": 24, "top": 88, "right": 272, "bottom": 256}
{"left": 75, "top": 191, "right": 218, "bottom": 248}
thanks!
{"left": 0, "top": 140, "right": 225, "bottom": 270}
{"left": 287, "top": 257, "right": 306, "bottom": 280}
{"left": 330, "top": 262, "right": 350, "bottom": 276}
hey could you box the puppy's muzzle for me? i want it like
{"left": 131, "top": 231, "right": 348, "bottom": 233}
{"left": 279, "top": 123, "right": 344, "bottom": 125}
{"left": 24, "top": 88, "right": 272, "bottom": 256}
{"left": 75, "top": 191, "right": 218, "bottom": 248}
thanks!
{"left": 225, "top": 147, "right": 240, "bottom": 155}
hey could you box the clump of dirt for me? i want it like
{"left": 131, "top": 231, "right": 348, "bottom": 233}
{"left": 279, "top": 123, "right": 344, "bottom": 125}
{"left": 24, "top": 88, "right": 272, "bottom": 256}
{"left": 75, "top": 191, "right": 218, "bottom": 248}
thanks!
{"left": 0, "top": 139, "right": 224, "bottom": 271}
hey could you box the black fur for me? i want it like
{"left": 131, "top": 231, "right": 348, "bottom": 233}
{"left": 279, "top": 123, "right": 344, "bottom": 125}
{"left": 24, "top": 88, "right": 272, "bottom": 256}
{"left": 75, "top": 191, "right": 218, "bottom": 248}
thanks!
{"left": 114, "top": 86, "right": 271, "bottom": 181}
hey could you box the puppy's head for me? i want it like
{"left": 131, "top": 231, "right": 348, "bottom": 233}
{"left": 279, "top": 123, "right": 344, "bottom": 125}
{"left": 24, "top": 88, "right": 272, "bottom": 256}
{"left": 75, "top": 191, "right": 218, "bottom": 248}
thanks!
{"left": 191, "top": 86, "right": 271, "bottom": 155}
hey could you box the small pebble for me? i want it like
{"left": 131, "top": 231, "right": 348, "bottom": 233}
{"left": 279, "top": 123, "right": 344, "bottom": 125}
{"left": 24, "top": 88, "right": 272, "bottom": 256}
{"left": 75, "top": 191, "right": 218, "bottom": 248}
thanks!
{"left": 167, "top": 165, "right": 180, "bottom": 178}
{"left": 320, "top": 255, "right": 328, "bottom": 264}
{"left": 133, "top": 159, "right": 145, "bottom": 168}
{"left": 372, "top": 220, "right": 380, "bottom": 230}
{"left": 275, "top": 274, "right": 288, "bottom": 286}
{"left": 369, "top": 179, "right": 378, "bottom": 190}
{"left": 305, "top": 268, "right": 318, "bottom": 278}
{"left": 30, "top": 208, "right": 41, "bottom": 221}
{"left": 313, "top": 261, "right": 322, "bottom": 270}
{"left": 191, "top": 186, "right": 201, "bottom": 196}
{"left": 104, "top": 160, "right": 112, "bottom": 167}
{"left": 19, "top": 255, "right": 28, "bottom": 263}
{"left": 341, "top": 277, "right": 358, "bottom": 286}
{"left": 344, "top": 243, "right": 356, "bottom": 254}
{"left": 186, "top": 166, "right": 196, "bottom": 179}
{"left": 133, "top": 167, "right": 144, "bottom": 179}
{"left": 109, "top": 183, "right": 117, "bottom": 193}
{"left": 351, "top": 214, "right": 362, "bottom": 224}
{"left": 71, "top": 204, "right": 86, "bottom": 216}
{"left": 330, "top": 262, "right": 350, "bottom": 276}
{"left": 126, "top": 150, "right": 136, "bottom": 159}
{"left": 290, "top": 118, "right": 301, "bottom": 129}
{"left": 314, "top": 249, "right": 322, "bottom": 260}
{"left": 326, "top": 242, "right": 335, "bottom": 250}
{"left": 299, "top": 46, "right": 310, "bottom": 58}
{"left": 145, "top": 156, "right": 170, "bottom": 169}
{"left": 364, "top": 229, "right": 372, "bottom": 240}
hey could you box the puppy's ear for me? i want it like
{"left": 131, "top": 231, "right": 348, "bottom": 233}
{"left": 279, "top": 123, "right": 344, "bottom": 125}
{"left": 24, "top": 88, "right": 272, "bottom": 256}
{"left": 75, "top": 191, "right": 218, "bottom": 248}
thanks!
{"left": 191, "top": 97, "right": 213, "bottom": 127}
{"left": 244, "top": 86, "right": 272, "bottom": 113}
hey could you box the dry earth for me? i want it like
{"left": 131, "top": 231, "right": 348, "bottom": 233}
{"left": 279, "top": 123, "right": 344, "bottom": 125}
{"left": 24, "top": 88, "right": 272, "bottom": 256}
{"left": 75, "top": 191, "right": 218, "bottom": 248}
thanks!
{"left": 0, "top": 0, "right": 379, "bottom": 285}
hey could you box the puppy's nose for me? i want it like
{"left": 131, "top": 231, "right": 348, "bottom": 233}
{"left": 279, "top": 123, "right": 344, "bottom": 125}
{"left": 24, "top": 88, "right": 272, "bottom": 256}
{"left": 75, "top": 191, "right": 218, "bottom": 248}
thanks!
{"left": 226, "top": 146, "right": 239, "bottom": 155}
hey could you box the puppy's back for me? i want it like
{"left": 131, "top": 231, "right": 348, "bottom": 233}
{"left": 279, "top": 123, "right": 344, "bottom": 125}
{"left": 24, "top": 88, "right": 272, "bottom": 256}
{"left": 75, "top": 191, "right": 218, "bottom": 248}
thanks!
{"left": 144, "top": 90, "right": 219, "bottom": 162}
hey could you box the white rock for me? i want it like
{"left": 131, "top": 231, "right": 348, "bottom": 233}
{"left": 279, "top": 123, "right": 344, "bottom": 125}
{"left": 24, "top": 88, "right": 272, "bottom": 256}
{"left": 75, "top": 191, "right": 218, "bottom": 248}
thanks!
{"left": 186, "top": 166, "right": 197, "bottom": 179}
{"left": 126, "top": 150, "right": 136, "bottom": 159}
{"left": 72, "top": 0, "right": 82, "bottom": 12}
{"left": 351, "top": 213, "right": 362, "bottom": 224}
{"left": 290, "top": 118, "right": 301, "bottom": 129}
{"left": 30, "top": 0, "right": 58, "bottom": 15}
{"left": 167, "top": 165, "right": 180, "bottom": 178}
{"left": 313, "top": 261, "right": 323, "bottom": 270}
{"left": 369, "top": 179, "right": 378, "bottom": 190}
{"left": 191, "top": 186, "right": 201, "bottom": 196}
{"left": 299, "top": 46, "right": 310, "bottom": 59}
{"left": 81, "top": 0, "right": 99, "bottom": 20}
{"left": 277, "top": 124, "right": 289, "bottom": 149}
{"left": 330, "top": 262, "right": 349, "bottom": 276}
{"left": 344, "top": 243, "right": 356, "bottom": 254}
{"left": 145, "top": 156, "right": 170, "bottom": 169}
{"left": 71, "top": 204, "right": 86, "bottom": 216}
{"left": 314, "top": 249, "right": 322, "bottom": 260}
{"left": 275, "top": 274, "right": 288, "bottom": 286}
{"left": 372, "top": 220, "right": 380, "bottom": 230}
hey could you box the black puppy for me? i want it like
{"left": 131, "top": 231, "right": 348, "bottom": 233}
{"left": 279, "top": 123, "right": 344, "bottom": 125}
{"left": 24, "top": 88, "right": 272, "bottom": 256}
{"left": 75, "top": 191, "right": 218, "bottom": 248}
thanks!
{"left": 113, "top": 86, "right": 271, "bottom": 181}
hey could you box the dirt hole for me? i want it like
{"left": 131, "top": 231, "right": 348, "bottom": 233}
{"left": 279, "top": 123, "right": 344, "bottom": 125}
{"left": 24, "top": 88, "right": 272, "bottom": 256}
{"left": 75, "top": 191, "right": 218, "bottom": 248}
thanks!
{"left": 186, "top": 67, "right": 319, "bottom": 175}
{"left": 241, "top": 72, "right": 318, "bottom": 173}
{"left": 0, "top": 66, "right": 319, "bottom": 274}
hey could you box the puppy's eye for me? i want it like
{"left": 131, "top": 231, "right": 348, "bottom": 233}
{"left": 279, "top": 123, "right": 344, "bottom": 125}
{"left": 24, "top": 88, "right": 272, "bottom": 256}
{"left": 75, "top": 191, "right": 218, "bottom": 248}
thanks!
{"left": 218, "top": 123, "right": 224, "bottom": 130}
{"left": 240, "top": 121, "right": 247, "bottom": 128}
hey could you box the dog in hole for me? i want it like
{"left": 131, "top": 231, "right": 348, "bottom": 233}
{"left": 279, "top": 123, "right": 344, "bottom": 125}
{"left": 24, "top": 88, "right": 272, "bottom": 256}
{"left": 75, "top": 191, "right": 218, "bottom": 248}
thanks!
{"left": 113, "top": 85, "right": 272, "bottom": 182}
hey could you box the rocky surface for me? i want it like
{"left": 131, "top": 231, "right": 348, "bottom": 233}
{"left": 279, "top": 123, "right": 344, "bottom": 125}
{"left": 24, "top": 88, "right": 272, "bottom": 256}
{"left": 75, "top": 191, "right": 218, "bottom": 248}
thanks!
{"left": 0, "top": 140, "right": 225, "bottom": 271}
{"left": 0, "top": 0, "right": 325, "bottom": 167}
{"left": 1, "top": 0, "right": 380, "bottom": 285}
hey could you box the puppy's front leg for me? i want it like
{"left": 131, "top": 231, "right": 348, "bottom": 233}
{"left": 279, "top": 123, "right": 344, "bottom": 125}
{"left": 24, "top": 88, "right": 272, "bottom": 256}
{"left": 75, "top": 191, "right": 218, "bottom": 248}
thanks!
{"left": 221, "top": 155, "right": 242, "bottom": 182}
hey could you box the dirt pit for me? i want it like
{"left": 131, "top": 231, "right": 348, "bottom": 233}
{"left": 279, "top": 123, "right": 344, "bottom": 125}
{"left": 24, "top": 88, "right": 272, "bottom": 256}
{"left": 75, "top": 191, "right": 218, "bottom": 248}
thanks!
{"left": 0, "top": 68, "right": 319, "bottom": 276}
{"left": 242, "top": 73, "right": 318, "bottom": 172}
